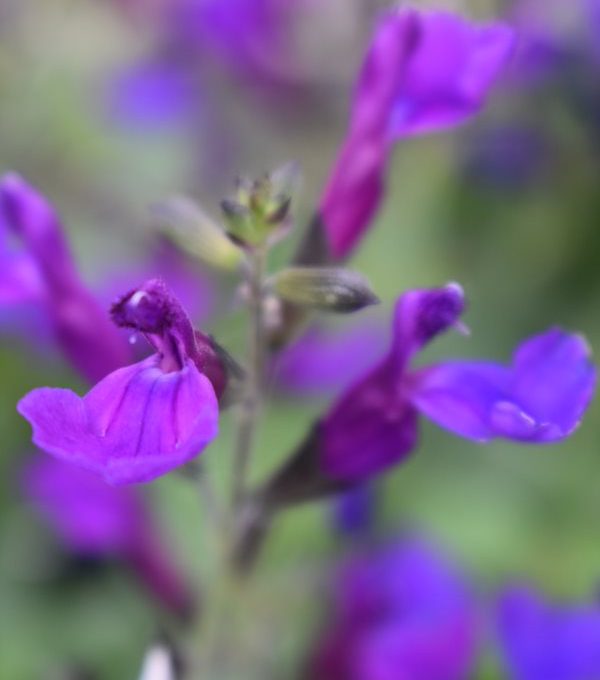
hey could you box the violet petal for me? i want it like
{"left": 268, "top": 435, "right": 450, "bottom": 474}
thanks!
{"left": 18, "top": 355, "right": 219, "bottom": 485}
{"left": 411, "top": 329, "right": 596, "bottom": 443}
{"left": 389, "top": 12, "right": 515, "bottom": 137}
{"left": 498, "top": 586, "right": 600, "bottom": 680}
{"left": 321, "top": 364, "right": 419, "bottom": 481}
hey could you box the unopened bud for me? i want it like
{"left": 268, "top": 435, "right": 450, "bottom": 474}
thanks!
{"left": 220, "top": 198, "right": 260, "bottom": 245}
{"left": 153, "top": 196, "right": 242, "bottom": 271}
{"left": 220, "top": 163, "right": 299, "bottom": 248}
{"left": 273, "top": 267, "right": 379, "bottom": 313}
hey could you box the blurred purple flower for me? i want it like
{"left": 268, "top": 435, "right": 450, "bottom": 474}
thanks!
{"left": 310, "top": 540, "right": 477, "bottom": 680}
{"left": 273, "top": 315, "right": 389, "bottom": 397}
{"left": 110, "top": 0, "right": 312, "bottom": 129}
{"left": 24, "top": 455, "right": 192, "bottom": 617}
{"left": 321, "top": 284, "right": 596, "bottom": 480}
{"left": 497, "top": 586, "right": 600, "bottom": 680}
{"left": 462, "top": 125, "right": 549, "bottom": 191}
{"left": 333, "top": 483, "right": 375, "bottom": 538}
{"left": 508, "top": 0, "right": 579, "bottom": 82}
{"left": 18, "top": 279, "right": 221, "bottom": 485}
{"left": 177, "top": 0, "right": 307, "bottom": 88}
{"left": 0, "top": 173, "right": 131, "bottom": 382}
{"left": 320, "top": 8, "right": 515, "bottom": 260}
{"left": 110, "top": 61, "right": 196, "bottom": 129}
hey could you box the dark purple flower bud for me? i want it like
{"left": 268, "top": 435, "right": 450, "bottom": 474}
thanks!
{"left": 309, "top": 540, "right": 477, "bottom": 680}
{"left": 23, "top": 456, "right": 193, "bottom": 617}
{"left": 320, "top": 284, "right": 595, "bottom": 481}
{"left": 320, "top": 9, "right": 515, "bottom": 260}
{"left": 0, "top": 173, "right": 131, "bottom": 382}
{"left": 18, "top": 280, "right": 220, "bottom": 485}
{"left": 497, "top": 585, "right": 600, "bottom": 680}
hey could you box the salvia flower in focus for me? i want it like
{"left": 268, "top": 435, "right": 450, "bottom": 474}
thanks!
{"left": 497, "top": 585, "right": 600, "bottom": 680}
{"left": 18, "top": 279, "right": 221, "bottom": 485}
{"left": 0, "top": 173, "right": 130, "bottom": 382}
{"left": 321, "top": 284, "right": 596, "bottom": 481}
{"left": 24, "top": 455, "right": 192, "bottom": 617}
{"left": 320, "top": 8, "right": 515, "bottom": 260}
{"left": 310, "top": 540, "right": 477, "bottom": 680}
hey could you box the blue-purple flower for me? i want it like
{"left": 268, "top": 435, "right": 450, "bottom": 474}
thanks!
{"left": 320, "top": 284, "right": 595, "bottom": 480}
{"left": 310, "top": 540, "right": 477, "bottom": 680}
{"left": 497, "top": 585, "right": 600, "bottom": 680}
{"left": 24, "top": 455, "right": 192, "bottom": 616}
{"left": 0, "top": 173, "right": 131, "bottom": 382}
{"left": 18, "top": 279, "right": 221, "bottom": 485}
{"left": 110, "top": 0, "right": 314, "bottom": 129}
{"left": 320, "top": 8, "right": 515, "bottom": 260}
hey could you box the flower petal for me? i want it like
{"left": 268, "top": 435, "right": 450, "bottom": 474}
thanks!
{"left": 411, "top": 329, "right": 596, "bottom": 443}
{"left": 510, "top": 329, "right": 596, "bottom": 439}
{"left": 389, "top": 12, "right": 515, "bottom": 136}
{"left": 312, "top": 540, "right": 477, "bottom": 680}
{"left": 321, "top": 365, "right": 419, "bottom": 481}
{"left": 18, "top": 356, "right": 219, "bottom": 485}
{"left": 273, "top": 316, "right": 390, "bottom": 396}
{"left": 319, "top": 9, "right": 419, "bottom": 260}
{"left": 22, "top": 455, "right": 193, "bottom": 616}
{"left": 390, "top": 283, "right": 466, "bottom": 370}
{"left": 22, "top": 455, "right": 146, "bottom": 555}
{"left": 0, "top": 173, "right": 131, "bottom": 381}
{"left": 497, "top": 586, "right": 600, "bottom": 680}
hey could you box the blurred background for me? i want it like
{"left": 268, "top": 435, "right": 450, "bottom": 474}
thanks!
{"left": 1, "top": 0, "right": 600, "bottom": 678}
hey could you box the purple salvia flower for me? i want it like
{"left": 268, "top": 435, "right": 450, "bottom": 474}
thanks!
{"left": 320, "top": 9, "right": 515, "bottom": 260}
{"left": 0, "top": 173, "right": 131, "bottom": 382}
{"left": 23, "top": 455, "right": 193, "bottom": 617}
{"left": 497, "top": 586, "right": 600, "bottom": 680}
{"left": 310, "top": 540, "right": 477, "bottom": 680}
{"left": 321, "top": 284, "right": 595, "bottom": 481}
{"left": 18, "top": 279, "right": 220, "bottom": 485}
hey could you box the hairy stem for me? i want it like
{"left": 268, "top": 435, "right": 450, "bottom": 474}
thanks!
{"left": 232, "top": 246, "right": 266, "bottom": 513}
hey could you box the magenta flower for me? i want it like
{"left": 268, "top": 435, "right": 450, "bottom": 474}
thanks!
{"left": 18, "top": 279, "right": 220, "bottom": 485}
{"left": 0, "top": 173, "right": 131, "bottom": 382}
{"left": 497, "top": 586, "right": 600, "bottom": 680}
{"left": 23, "top": 455, "right": 192, "bottom": 616}
{"left": 321, "top": 284, "right": 595, "bottom": 480}
{"left": 310, "top": 540, "right": 477, "bottom": 680}
{"left": 320, "top": 9, "right": 515, "bottom": 260}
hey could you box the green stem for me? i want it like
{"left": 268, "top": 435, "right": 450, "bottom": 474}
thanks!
{"left": 231, "top": 246, "right": 266, "bottom": 513}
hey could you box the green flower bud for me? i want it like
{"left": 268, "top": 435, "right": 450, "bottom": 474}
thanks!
{"left": 152, "top": 196, "right": 242, "bottom": 271}
{"left": 273, "top": 267, "right": 379, "bottom": 313}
